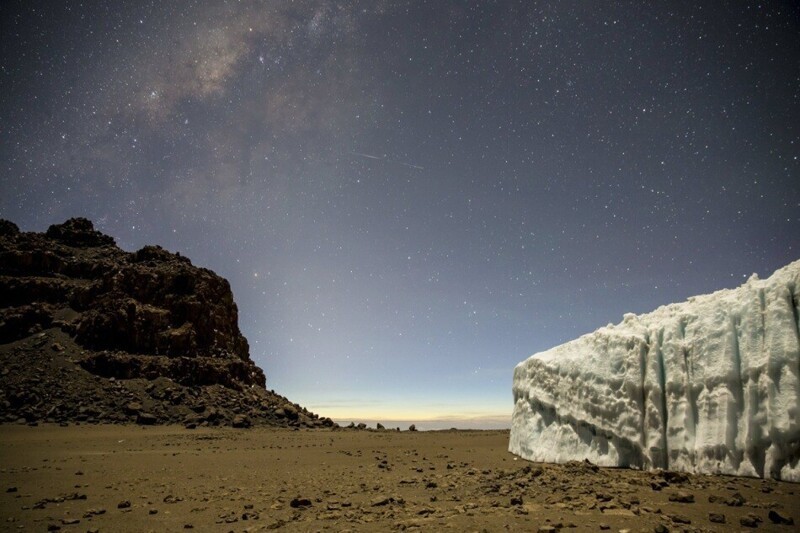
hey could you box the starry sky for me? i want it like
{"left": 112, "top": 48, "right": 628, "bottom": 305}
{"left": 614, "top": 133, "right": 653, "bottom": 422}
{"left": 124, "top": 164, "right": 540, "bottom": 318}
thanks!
{"left": 2, "top": 2, "right": 799, "bottom": 428}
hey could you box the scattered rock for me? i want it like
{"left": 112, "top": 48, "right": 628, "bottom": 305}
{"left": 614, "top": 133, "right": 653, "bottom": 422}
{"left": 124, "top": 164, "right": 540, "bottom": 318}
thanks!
{"left": 136, "top": 412, "right": 158, "bottom": 425}
{"left": 740, "top": 513, "right": 762, "bottom": 527}
{"left": 708, "top": 512, "right": 725, "bottom": 524}
{"left": 290, "top": 497, "right": 312, "bottom": 508}
{"left": 768, "top": 510, "right": 794, "bottom": 526}
{"left": 32, "top": 493, "right": 87, "bottom": 510}
{"left": 661, "top": 471, "right": 689, "bottom": 484}
{"left": 371, "top": 496, "right": 392, "bottom": 507}
{"left": 668, "top": 491, "right": 694, "bottom": 503}
{"left": 117, "top": 500, "right": 131, "bottom": 509}
{"left": 123, "top": 402, "right": 142, "bottom": 415}
{"left": 232, "top": 414, "right": 251, "bottom": 428}
{"left": 725, "top": 492, "right": 746, "bottom": 506}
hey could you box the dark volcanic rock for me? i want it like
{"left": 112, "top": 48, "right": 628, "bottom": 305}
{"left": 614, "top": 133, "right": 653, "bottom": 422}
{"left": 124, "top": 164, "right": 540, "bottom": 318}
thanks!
{"left": 0, "top": 218, "right": 256, "bottom": 371}
{"left": 768, "top": 510, "right": 794, "bottom": 525}
{"left": 0, "top": 217, "right": 321, "bottom": 427}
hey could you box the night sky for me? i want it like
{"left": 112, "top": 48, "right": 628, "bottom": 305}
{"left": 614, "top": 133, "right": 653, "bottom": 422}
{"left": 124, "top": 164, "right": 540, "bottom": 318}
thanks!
{"left": 2, "top": 2, "right": 799, "bottom": 428}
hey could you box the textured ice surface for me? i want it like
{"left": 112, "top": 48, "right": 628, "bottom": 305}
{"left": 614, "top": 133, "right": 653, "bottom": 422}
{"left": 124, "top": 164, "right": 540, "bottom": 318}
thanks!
{"left": 510, "top": 260, "right": 800, "bottom": 481}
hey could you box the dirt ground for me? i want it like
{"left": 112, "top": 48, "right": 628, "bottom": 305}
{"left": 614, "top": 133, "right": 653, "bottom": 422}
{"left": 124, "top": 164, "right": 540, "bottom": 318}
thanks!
{"left": 0, "top": 425, "right": 797, "bottom": 532}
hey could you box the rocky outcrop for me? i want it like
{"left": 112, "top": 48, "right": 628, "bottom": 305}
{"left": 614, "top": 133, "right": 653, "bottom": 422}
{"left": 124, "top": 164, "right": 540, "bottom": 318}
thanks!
{"left": 0, "top": 218, "right": 333, "bottom": 428}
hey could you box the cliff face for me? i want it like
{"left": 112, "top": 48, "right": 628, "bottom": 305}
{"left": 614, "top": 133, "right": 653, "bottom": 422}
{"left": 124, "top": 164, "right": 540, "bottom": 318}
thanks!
{"left": 0, "top": 218, "right": 332, "bottom": 428}
{"left": 510, "top": 260, "right": 800, "bottom": 481}
{"left": 1, "top": 217, "right": 262, "bottom": 388}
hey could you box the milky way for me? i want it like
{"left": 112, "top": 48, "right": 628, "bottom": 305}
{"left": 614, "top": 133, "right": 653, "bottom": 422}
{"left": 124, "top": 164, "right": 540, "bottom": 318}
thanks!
{"left": 2, "top": 2, "right": 799, "bottom": 426}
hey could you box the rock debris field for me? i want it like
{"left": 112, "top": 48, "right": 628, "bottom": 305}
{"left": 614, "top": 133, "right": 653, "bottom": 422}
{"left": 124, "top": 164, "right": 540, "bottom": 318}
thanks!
{"left": 1, "top": 425, "right": 797, "bottom": 532}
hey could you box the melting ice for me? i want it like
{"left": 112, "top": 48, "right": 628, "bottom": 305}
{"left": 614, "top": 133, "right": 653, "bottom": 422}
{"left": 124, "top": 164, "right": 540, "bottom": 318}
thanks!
{"left": 510, "top": 260, "right": 800, "bottom": 481}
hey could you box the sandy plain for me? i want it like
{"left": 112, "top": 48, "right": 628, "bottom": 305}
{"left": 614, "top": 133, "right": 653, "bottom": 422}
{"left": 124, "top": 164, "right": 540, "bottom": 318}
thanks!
{"left": 0, "top": 425, "right": 797, "bottom": 532}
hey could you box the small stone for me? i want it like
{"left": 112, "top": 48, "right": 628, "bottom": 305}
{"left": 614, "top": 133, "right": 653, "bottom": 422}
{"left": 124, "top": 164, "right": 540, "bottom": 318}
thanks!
{"left": 149, "top": 509, "right": 158, "bottom": 515}
{"left": 670, "top": 514, "right": 691, "bottom": 524}
{"left": 47, "top": 525, "right": 61, "bottom": 531}
{"left": 232, "top": 414, "right": 251, "bottom": 428}
{"left": 289, "top": 497, "right": 312, "bottom": 508}
{"left": 61, "top": 518, "right": 80, "bottom": 525}
{"left": 136, "top": 412, "right": 157, "bottom": 425}
{"left": 599, "top": 524, "right": 610, "bottom": 531}
{"left": 510, "top": 496, "right": 523, "bottom": 506}
{"left": 668, "top": 491, "right": 694, "bottom": 503}
{"left": 653, "top": 525, "right": 669, "bottom": 533}
{"left": 740, "top": 514, "right": 761, "bottom": 528}
{"left": 538, "top": 527, "right": 557, "bottom": 533}
{"left": 768, "top": 510, "right": 794, "bottom": 526}
{"left": 124, "top": 402, "right": 142, "bottom": 415}
{"left": 6, "top": 487, "right": 17, "bottom": 493}
{"left": 661, "top": 471, "right": 689, "bottom": 484}
{"left": 725, "top": 492, "right": 746, "bottom": 506}
{"left": 708, "top": 512, "right": 725, "bottom": 524}
{"left": 117, "top": 500, "right": 131, "bottom": 509}
{"left": 371, "top": 496, "right": 391, "bottom": 507}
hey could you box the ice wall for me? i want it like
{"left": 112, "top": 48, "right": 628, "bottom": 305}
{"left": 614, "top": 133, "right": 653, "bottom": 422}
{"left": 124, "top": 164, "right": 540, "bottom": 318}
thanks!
{"left": 509, "top": 260, "right": 800, "bottom": 481}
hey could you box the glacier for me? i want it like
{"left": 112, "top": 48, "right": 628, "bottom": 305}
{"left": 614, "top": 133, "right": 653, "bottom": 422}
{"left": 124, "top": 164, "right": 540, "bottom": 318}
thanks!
{"left": 509, "top": 260, "right": 800, "bottom": 481}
